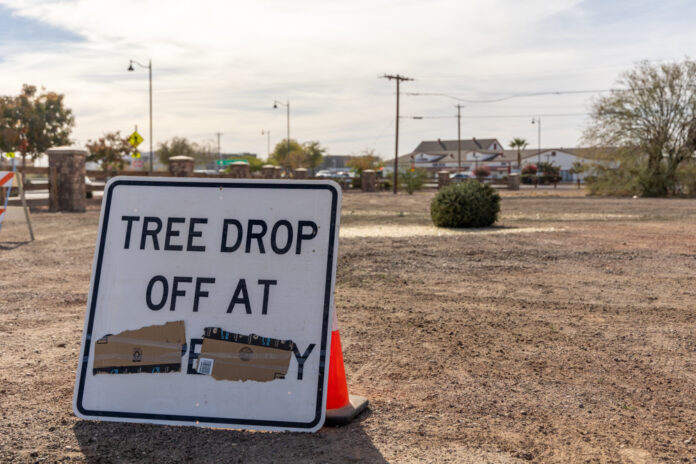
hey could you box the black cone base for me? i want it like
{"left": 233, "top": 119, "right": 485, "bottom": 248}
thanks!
{"left": 325, "top": 395, "right": 369, "bottom": 426}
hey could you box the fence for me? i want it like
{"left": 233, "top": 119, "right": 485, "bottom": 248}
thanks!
{"left": 5, "top": 151, "right": 522, "bottom": 212}
{"left": 5, "top": 166, "right": 394, "bottom": 210}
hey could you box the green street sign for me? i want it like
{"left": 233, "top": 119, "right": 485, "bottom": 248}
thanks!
{"left": 216, "top": 159, "right": 249, "bottom": 166}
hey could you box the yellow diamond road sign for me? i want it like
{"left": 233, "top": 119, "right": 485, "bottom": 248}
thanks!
{"left": 128, "top": 131, "right": 144, "bottom": 148}
{"left": 132, "top": 151, "right": 141, "bottom": 159}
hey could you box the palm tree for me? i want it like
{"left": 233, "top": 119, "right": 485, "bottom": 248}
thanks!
{"left": 509, "top": 138, "right": 528, "bottom": 171}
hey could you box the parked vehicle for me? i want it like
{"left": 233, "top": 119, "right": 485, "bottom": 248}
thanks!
{"left": 449, "top": 172, "right": 472, "bottom": 181}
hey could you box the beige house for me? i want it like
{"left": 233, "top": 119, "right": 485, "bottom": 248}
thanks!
{"left": 385, "top": 138, "right": 506, "bottom": 175}
{"left": 387, "top": 138, "right": 608, "bottom": 181}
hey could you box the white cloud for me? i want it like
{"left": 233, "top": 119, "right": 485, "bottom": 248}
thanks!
{"left": 0, "top": 0, "right": 694, "bottom": 158}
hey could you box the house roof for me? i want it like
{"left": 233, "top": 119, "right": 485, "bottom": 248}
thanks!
{"left": 410, "top": 138, "right": 502, "bottom": 154}
{"left": 499, "top": 147, "right": 618, "bottom": 163}
{"left": 395, "top": 149, "right": 502, "bottom": 165}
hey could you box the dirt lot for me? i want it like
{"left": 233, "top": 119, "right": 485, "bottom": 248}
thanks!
{"left": 1, "top": 188, "right": 696, "bottom": 463}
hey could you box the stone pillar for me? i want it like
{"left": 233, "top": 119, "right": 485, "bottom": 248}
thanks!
{"left": 437, "top": 171, "right": 450, "bottom": 189}
{"left": 274, "top": 166, "right": 282, "bottom": 179}
{"left": 361, "top": 169, "right": 376, "bottom": 192}
{"left": 508, "top": 173, "right": 520, "bottom": 191}
{"left": 168, "top": 156, "right": 194, "bottom": 177}
{"left": 228, "top": 163, "right": 250, "bottom": 178}
{"left": 261, "top": 164, "right": 276, "bottom": 179}
{"left": 47, "top": 147, "right": 87, "bottom": 213}
{"left": 295, "top": 168, "right": 308, "bottom": 179}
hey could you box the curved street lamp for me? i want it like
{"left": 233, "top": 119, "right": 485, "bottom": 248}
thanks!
{"left": 273, "top": 100, "right": 290, "bottom": 153}
{"left": 128, "top": 59, "right": 153, "bottom": 172}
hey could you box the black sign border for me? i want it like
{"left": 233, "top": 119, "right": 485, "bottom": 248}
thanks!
{"left": 75, "top": 179, "right": 339, "bottom": 430}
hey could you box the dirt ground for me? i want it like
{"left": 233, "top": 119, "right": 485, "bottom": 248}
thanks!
{"left": 1, "top": 188, "right": 696, "bottom": 463}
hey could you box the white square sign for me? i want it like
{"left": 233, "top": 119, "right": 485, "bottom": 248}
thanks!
{"left": 73, "top": 177, "right": 341, "bottom": 432}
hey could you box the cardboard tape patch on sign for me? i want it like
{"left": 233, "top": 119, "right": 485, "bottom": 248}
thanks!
{"left": 94, "top": 321, "right": 295, "bottom": 382}
{"left": 93, "top": 321, "right": 186, "bottom": 374}
{"left": 197, "top": 327, "right": 294, "bottom": 382}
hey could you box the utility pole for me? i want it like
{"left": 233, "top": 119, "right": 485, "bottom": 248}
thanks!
{"left": 216, "top": 132, "right": 223, "bottom": 166}
{"left": 381, "top": 74, "right": 414, "bottom": 194}
{"left": 455, "top": 105, "right": 463, "bottom": 173}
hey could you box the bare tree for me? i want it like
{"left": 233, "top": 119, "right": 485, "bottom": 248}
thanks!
{"left": 584, "top": 59, "right": 696, "bottom": 196}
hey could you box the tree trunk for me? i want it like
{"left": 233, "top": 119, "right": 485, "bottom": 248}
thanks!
{"left": 517, "top": 150, "right": 521, "bottom": 170}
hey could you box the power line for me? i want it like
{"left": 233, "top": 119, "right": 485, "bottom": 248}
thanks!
{"left": 402, "top": 115, "right": 454, "bottom": 119}
{"left": 366, "top": 118, "right": 395, "bottom": 149}
{"left": 405, "top": 85, "right": 696, "bottom": 104}
{"left": 404, "top": 89, "right": 610, "bottom": 103}
{"left": 401, "top": 112, "right": 588, "bottom": 119}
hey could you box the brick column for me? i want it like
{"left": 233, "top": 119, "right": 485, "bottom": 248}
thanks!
{"left": 261, "top": 165, "right": 276, "bottom": 179}
{"left": 508, "top": 173, "right": 520, "bottom": 191}
{"left": 274, "top": 166, "right": 282, "bottom": 179}
{"left": 168, "top": 156, "right": 194, "bottom": 177}
{"left": 47, "top": 147, "right": 87, "bottom": 212}
{"left": 228, "top": 163, "right": 250, "bottom": 178}
{"left": 361, "top": 169, "right": 376, "bottom": 192}
{"left": 437, "top": 171, "right": 450, "bottom": 189}
{"left": 295, "top": 168, "right": 308, "bottom": 179}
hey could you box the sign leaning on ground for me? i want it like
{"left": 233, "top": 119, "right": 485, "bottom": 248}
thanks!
{"left": 73, "top": 177, "right": 341, "bottom": 432}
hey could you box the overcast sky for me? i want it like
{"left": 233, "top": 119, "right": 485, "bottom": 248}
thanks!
{"left": 1, "top": 0, "right": 695, "bottom": 159}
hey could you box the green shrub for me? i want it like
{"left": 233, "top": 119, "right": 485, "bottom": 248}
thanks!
{"left": 352, "top": 175, "right": 362, "bottom": 190}
{"left": 521, "top": 164, "right": 537, "bottom": 184}
{"left": 585, "top": 162, "right": 641, "bottom": 196}
{"left": 399, "top": 168, "right": 428, "bottom": 194}
{"left": 676, "top": 163, "right": 696, "bottom": 197}
{"left": 538, "top": 162, "right": 561, "bottom": 184}
{"left": 430, "top": 181, "right": 500, "bottom": 228}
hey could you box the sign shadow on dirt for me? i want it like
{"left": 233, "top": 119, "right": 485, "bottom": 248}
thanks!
{"left": 72, "top": 413, "right": 387, "bottom": 463}
{"left": 0, "top": 240, "right": 31, "bottom": 250}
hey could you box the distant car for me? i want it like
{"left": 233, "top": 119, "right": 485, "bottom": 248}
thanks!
{"left": 449, "top": 172, "right": 472, "bottom": 181}
{"left": 316, "top": 170, "right": 333, "bottom": 178}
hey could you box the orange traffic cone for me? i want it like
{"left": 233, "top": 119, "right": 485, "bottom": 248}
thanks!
{"left": 325, "top": 310, "right": 368, "bottom": 426}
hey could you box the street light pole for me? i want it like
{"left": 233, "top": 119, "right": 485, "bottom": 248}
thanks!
{"left": 216, "top": 132, "right": 223, "bottom": 166}
{"left": 273, "top": 100, "right": 290, "bottom": 153}
{"left": 532, "top": 116, "right": 541, "bottom": 165}
{"left": 261, "top": 130, "right": 271, "bottom": 158}
{"left": 128, "top": 59, "right": 153, "bottom": 172}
